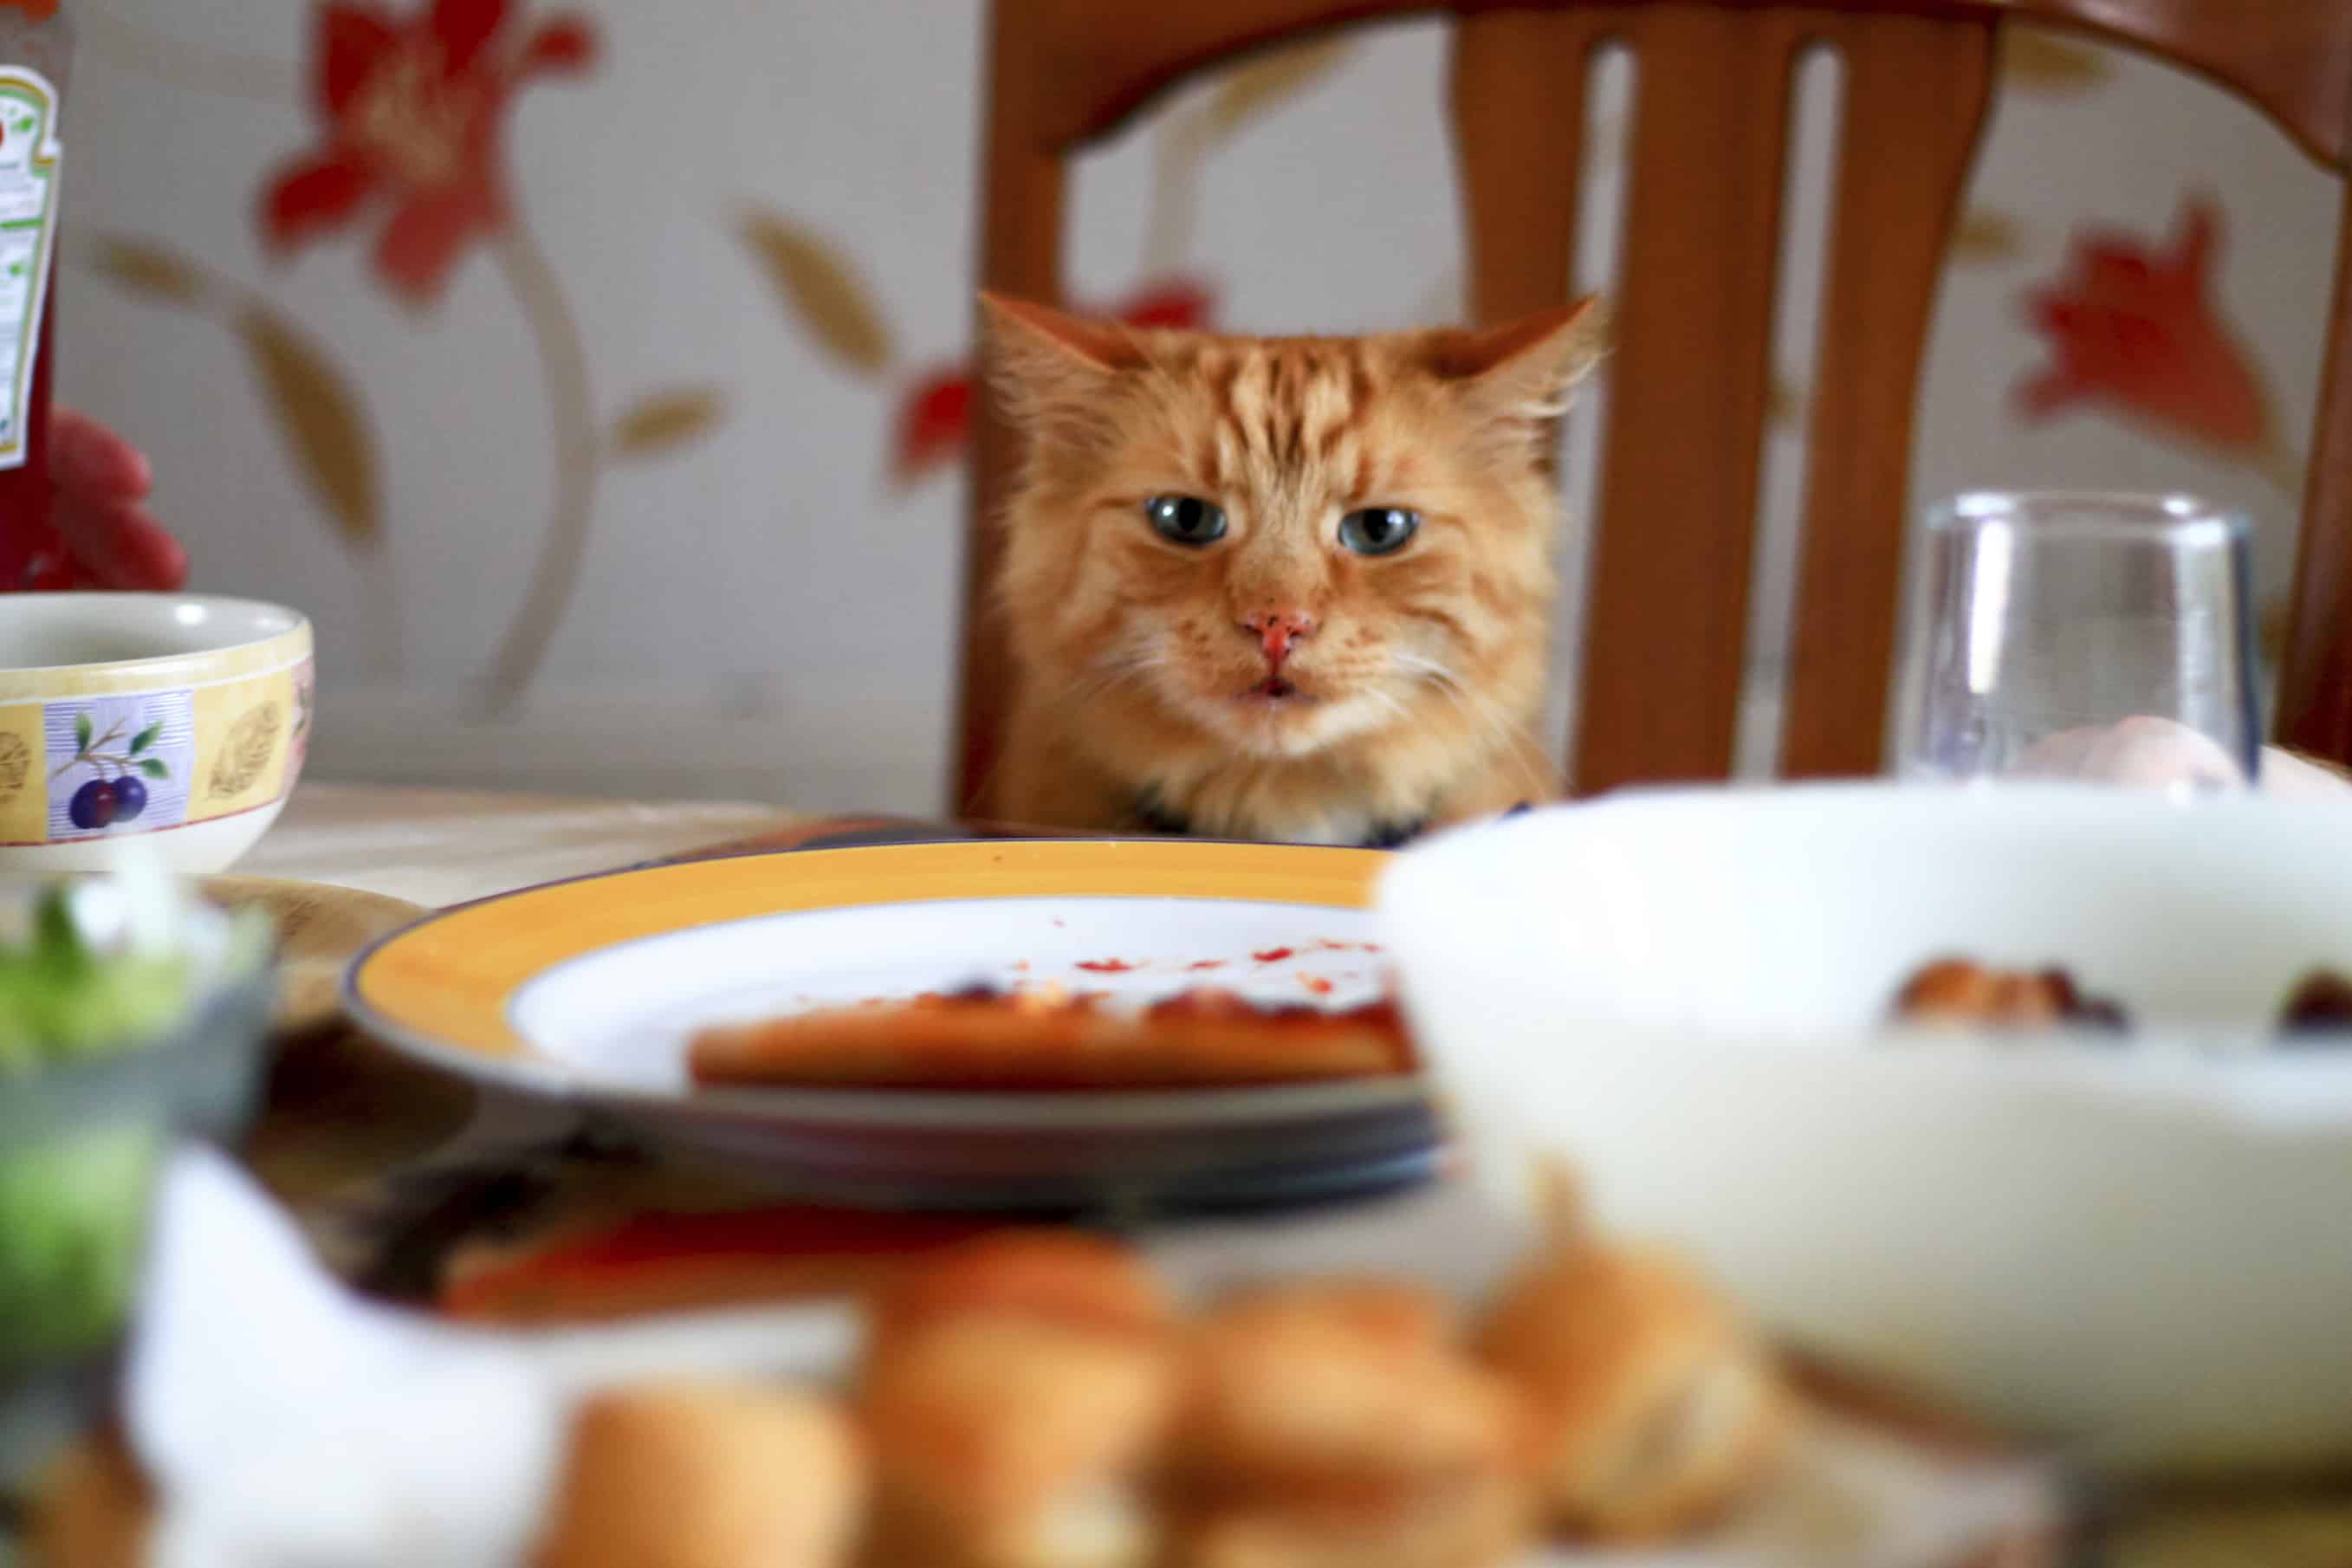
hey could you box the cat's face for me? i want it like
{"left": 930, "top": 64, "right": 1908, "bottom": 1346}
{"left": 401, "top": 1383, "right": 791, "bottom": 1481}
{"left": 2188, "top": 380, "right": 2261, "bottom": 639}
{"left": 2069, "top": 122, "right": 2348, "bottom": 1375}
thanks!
{"left": 986, "top": 295, "right": 1603, "bottom": 764}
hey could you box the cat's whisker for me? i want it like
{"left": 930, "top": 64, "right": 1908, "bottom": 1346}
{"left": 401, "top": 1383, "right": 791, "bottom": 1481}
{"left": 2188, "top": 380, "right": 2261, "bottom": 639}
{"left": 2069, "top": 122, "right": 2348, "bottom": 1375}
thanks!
{"left": 1390, "top": 658, "right": 1481, "bottom": 735}
{"left": 1422, "top": 677, "right": 1492, "bottom": 743}
{"left": 1391, "top": 651, "right": 1543, "bottom": 755}
{"left": 1068, "top": 651, "right": 1169, "bottom": 704}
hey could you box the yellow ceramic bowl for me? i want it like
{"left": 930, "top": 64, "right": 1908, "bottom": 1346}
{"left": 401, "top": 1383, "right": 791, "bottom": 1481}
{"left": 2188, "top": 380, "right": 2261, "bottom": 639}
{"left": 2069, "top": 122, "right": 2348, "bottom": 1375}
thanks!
{"left": 0, "top": 593, "right": 313, "bottom": 874}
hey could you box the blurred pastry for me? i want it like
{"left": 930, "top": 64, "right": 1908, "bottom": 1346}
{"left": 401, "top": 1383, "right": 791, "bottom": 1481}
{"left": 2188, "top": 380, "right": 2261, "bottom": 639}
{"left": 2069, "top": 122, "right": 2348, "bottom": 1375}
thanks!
{"left": 867, "top": 1228, "right": 1177, "bottom": 1351}
{"left": 538, "top": 1382, "right": 865, "bottom": 1568}
{"left": 861, "top": 1231, "right": 1181, "bottom": 1568}
{"left": 1173, "top": 1280, "right": 1528, "bottom": 1487}
{"left": 28, "top": 1435, "right": 152, "bottom": 1568}
{"left": 1163, "top": 1280, "right": 1537, "bottom": 1568}
{"left": 1475, "top": 1241, "right": 1792, "bottom": 1541}
{"left": 1172, "top": 1473, "right": 1533, "bottom": 1568}
{"left": 861, "top": 1311, "right": 1178, "bottom": 1568}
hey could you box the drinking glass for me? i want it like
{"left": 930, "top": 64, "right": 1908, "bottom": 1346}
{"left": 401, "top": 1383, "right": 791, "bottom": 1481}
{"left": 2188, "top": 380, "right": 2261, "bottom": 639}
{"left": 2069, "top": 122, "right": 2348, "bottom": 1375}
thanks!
{"left": 1895, "top": 491, "right": 2260, "bottom": 788}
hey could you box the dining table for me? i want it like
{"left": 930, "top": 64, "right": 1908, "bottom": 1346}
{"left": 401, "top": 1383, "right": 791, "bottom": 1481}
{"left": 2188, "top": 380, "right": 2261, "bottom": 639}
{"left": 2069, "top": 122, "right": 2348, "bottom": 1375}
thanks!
{"left": 21, "top": 779, "right": 2352, "bottom": 1568}
{"left": 236, "top": 781, "right": 813, "bottom": 909}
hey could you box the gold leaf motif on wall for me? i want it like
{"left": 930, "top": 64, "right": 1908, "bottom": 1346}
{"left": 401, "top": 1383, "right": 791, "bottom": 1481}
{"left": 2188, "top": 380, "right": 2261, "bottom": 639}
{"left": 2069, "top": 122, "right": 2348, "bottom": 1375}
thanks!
{"left": 1951, "top": 209, "right": 2023, "bottom": 263}
{"left": 86, "top": 236, "right": 209, "bottom": 307}
{"left": 739, "top": 212, "right": 894, "bottom": 377}
{"left": 1208, "top": 35, "right": 1352, "bottom": 140}
{"left": 609, "top": 387, "right": 727, "bottom": 458}
{"left": 235, "top": 306, "right": 381, "bottom": 549}
{"left": 2001, "top": 29, "right": 2112, "bottom": 93}
{"left": 210, "top": 702, "right": 282, "bottom": 799}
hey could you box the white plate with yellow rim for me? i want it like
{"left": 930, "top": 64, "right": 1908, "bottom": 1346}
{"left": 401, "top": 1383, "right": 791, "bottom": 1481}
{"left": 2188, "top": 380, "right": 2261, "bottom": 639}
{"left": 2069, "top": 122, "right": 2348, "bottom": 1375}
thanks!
{"left": 343, "top": 839, "right": 1437, "bottom": 1210}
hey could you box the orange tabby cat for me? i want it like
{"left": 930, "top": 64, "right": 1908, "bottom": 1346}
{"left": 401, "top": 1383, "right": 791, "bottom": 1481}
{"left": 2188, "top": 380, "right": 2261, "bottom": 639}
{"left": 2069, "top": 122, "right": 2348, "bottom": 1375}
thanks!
{"left": 982, "top": 293, "right": 1605, "bottom": 846}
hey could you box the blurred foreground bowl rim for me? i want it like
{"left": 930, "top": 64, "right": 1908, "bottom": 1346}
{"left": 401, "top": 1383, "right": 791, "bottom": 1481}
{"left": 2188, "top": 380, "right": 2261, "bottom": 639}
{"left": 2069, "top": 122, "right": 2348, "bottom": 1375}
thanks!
{"left": 1380, "top": 779, "right": 2352, "bottom": 1068}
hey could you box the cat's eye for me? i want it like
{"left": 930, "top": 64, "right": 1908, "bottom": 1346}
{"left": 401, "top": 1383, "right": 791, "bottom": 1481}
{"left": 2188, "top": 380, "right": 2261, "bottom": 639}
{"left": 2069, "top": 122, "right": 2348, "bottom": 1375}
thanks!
{"left": 1145, "top": 495, "right": 1228, "bottom": 547}
{"left": 1338, "top": 507, "right": 1421, "bottom": 556}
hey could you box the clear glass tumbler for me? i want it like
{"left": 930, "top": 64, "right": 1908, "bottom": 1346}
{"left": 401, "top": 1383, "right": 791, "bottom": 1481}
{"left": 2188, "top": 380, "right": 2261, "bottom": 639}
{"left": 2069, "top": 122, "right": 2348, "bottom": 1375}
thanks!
{"left": 1895, "top": 492, "right": 2260, "bottom": 789}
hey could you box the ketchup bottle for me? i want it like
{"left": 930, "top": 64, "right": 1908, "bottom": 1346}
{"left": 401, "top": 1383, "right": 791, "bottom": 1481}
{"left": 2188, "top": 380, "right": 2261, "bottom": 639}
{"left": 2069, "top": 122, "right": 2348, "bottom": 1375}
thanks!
{"left": 0, "top": 0, "right": 69, "bottom": 592}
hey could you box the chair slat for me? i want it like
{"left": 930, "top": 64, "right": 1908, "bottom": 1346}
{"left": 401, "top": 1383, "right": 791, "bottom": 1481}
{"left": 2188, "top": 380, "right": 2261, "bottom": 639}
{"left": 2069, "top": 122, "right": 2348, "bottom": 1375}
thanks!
{"left": 1779, "top": 15, "right": 1995, "bottom": 779}
{"left": 1573, "top": 9, "right": 1800, "bottom": 793}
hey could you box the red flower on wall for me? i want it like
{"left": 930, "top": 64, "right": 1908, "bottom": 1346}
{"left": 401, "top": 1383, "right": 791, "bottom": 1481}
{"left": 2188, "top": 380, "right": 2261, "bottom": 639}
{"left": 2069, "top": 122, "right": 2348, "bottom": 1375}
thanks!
{"left": 258, "top": 0, "right": 598, "bottom": 304}
{"left": 890, "top": 277, "right": 1219, "bottom": 484}
{"left": 2015, "top": 195, "right": 2270, "bottom": 451}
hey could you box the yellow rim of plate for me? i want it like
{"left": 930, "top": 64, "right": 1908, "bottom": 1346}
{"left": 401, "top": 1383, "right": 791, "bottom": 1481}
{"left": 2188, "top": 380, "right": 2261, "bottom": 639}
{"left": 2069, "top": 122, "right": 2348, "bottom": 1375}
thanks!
{"left": 347, "top": 839, "right": 1390, "bottom": 1066}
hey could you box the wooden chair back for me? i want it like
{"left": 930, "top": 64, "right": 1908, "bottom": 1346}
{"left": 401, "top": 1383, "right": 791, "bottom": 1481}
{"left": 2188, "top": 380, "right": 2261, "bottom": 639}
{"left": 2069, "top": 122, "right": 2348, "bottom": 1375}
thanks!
{"left": 961, "top": 0, "right": 2352, "bottom": 809}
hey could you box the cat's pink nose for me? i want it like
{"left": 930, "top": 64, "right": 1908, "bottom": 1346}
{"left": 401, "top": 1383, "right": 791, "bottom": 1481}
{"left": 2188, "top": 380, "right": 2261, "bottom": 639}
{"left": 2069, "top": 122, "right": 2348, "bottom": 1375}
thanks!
{"left": 1243, "top": 611, "right": 1317, "bottom": 668}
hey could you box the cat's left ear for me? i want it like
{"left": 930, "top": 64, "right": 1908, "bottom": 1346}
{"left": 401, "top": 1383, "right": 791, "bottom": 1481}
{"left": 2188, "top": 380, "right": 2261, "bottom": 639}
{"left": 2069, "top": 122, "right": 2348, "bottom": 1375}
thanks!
{"left": 1429, "top": 296, "right": 1609, "bottom": 428}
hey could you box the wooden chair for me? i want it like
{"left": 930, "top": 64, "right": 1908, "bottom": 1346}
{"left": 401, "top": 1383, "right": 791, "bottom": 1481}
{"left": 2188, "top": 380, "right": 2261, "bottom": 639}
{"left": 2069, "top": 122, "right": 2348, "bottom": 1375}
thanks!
{"left": 957, "top": 0, "right": 2352, "bottom": 812}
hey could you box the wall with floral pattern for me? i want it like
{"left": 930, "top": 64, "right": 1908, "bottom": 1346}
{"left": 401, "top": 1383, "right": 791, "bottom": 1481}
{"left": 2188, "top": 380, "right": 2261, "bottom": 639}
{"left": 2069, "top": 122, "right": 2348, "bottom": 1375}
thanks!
{"left": 61, "top": 2, "right": 2342, "bottom": 810}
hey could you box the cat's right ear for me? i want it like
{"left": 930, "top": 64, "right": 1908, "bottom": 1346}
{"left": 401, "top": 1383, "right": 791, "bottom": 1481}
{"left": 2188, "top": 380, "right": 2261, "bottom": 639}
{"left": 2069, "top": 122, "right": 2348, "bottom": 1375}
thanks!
{"left": 979, "top": 293, "right": 1148, "bottom": 422}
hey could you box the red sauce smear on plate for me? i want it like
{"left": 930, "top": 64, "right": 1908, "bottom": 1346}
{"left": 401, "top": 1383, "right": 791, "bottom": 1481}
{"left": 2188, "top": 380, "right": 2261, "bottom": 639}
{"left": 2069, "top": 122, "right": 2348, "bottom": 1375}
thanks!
{"left": 1076, "top": 959, "right": 1137, "bottom": 973}
{"left": 1253, "top": 947, "right": 1295, "bottom": 963}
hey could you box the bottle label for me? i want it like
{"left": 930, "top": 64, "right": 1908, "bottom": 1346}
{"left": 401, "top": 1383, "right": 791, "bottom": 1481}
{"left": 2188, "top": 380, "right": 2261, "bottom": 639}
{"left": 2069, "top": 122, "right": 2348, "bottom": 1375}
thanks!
{"left": 0, "top": 63, "right": 58, "bottom": 473}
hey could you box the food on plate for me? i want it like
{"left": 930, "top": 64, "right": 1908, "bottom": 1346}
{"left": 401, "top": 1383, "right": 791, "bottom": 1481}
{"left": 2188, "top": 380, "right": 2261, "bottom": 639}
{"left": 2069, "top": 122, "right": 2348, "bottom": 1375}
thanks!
{"left": 869, "top": 1228, "right": 1179, "bottom": 1352}
{"left": 65, "top": 1163, "right": 1811, "bottom": 1568}
{"left": 860, "top": 1312, "right": 1180, "bottom": 1568}
{"left": 1168, "top": 1281, "right": 1538, "bottom": 1568}
{"left": 687, "top": 982, "right": 1413, "bottom": 1092}
{"left": 851, "top": 1208, "right": 1787, "bottom": 1568}
{"left": 2277, "top": 969, "right": 2352, "bottom": 1035}
{"left": 1171, "top": 1280, "right": 1528, "bottom": 1487}
{"left": 1888, "top": 958, "right": 2127, "bottom": 1032}
{"left": 860, "top": 1230, "right": 1184, "bottom": 1568}
{"left": 1170, "top": 1475, "right": 1535, "bottom": 1568}
{"left": 537, "top": 1382, "right": 865, "bottom": 1568}
{"left": 1475, "top": 1226, "right": 1792, "bottom": 1541}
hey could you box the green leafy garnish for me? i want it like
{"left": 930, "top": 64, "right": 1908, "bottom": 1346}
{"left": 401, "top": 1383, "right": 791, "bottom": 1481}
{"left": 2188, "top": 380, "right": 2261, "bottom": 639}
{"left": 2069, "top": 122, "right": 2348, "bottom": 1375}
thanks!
{"left": 0, "top": 1127, "right": 160, "bottom": 1364}
{"left": 0, "top": 885, "right": 191, "bottom": 1072}
{"left": 0, "top": 871, "right": 259, "bottom": 1377}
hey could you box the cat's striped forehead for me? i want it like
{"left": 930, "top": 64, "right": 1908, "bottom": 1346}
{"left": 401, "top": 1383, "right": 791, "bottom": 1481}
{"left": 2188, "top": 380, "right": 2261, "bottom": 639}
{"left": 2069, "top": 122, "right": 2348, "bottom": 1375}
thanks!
{"left": 1170, "top": 337, "right": 1392, "bottom": 498}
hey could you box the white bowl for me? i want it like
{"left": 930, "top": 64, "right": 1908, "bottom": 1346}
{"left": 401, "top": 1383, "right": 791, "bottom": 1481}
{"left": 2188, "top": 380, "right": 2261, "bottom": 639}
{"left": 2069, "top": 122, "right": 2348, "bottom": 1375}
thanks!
{"left": 0, "top": 594, "right": 313, "bottom": 875}
{"left": 1378, "top": 784, "right": 2352, "bottom": 1477}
